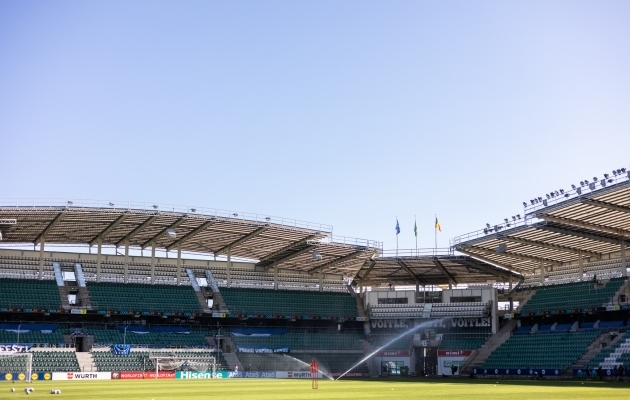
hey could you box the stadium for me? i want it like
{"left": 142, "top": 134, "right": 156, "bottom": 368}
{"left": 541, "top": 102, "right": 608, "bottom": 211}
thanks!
{"left": 1, "top": 167, "right": 630, "bottom": 398}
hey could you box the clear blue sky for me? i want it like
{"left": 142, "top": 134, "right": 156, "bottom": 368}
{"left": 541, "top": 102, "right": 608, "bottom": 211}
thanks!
{"left": 1, "top": 1, "right": 629, "bottom": 251}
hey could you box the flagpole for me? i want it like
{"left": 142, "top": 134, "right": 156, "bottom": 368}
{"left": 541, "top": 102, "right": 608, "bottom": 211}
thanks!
{"left": 415, "top": 215, "right": 417, "bottom": 255}
{"left": 396, "top": 216, "right": 398, "bottom": 257}
{"left": 434, "top": 214, "right": 437, "bottom": 252}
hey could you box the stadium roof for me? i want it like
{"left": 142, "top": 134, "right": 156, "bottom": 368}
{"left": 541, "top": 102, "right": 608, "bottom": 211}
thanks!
{"left": 452, "top": 170, "right": 630, "bottom": 274}
{"left": 0, "top": 199, "right": 380, "bottom": 276}
{"left": 353, "top": 249, "right": 522, "bottom": 287}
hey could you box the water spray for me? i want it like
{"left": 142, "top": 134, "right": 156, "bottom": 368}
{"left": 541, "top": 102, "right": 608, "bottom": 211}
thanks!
{"left": 336, "top": 318, "right": 446, "bottom": 380}
{"left": 282, "top": 354, "right": 335, "bottom": 380}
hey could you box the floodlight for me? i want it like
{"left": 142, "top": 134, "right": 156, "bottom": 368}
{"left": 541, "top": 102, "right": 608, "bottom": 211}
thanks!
{"left": 67, "top": 200, "right": 73, "bottom": 206}
{"left": 166, "top": 228, "right": 177, "bottom": 239}
{"left": 523, "top": 202, "right": 527, "bottom": 207}
{"left": 555, "top": 190, "right": 560, "bottom": 196}
{"left": 538, "top": 197, "right": 542, "bottom": 202}
{"left": 190, "top": 208, "right": 196, "bottom": 212}
{"left": 622, "top": 168, "right": 627, "bottom": 173}
{"left": 543, "top": 199, "right": 548, "bottom": 206}
{"left": 564, "top": 194, "right": 569, "bottom": 198}
{"left": 571, "top": 184, "right": 576, "bottom": 190}
{"left": 483, "top": 228, "right": 488, "bottom": 235}
{"left": 608, "top": 179, "right": 613, "bottom": 183}
{"left": 232, "top": 213, "right": 238, "bottom": 217}
{"left": 486, "top": 223, "right": 491, "bottom": 228}
{"left": 109, "top": 202, "right": 114, "bottom": 207}
{"left": 604, "top": 174, "right": 609, "bottom": 179}
{"left": 313, "top": 251, "right": 322, "bottom": 261}
{"left": 577, "top": 187, "right": 582, "bottom": 195}
{"left": 504, "top": 218, "right": 508, "bottom": 223}
{"left": 512, "top": 216, "right": 516, "bottom": 221}
{"left": 546, "top": 194, "right": 550, "bottom": 199}
{"left": 517, "top": 214, "right": 521, "bottom": 219}
{"left": 265, "top": 217, "right": 271, "bottom": 221}
{"left": 613, "top": 170, "right": 618, "bottom": 176}
{"left": 152, "top": 205, "right": 158, "bottom": 209}
{"left": 580, "top": 181, "right": 584, "bottom": 187}
{"left": 550, "top": 192, "right": 555, "bottom": 198}
{"left": 593, "top": 177, "right": 598, "bottom": 181}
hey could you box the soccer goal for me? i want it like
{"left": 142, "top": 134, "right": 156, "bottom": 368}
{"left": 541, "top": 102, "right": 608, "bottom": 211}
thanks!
{"left": 148, "top": 352, "right": 216, "bottom": 378}
{"left": 0, "top": 353, "right": 33, "bottom": 383}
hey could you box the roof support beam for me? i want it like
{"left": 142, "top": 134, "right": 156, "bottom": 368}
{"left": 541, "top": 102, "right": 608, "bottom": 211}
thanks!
{"left": 212, "top": 225, "right": 269, "bottom": 256}
{"left": 34, "top": 212, "right": 65, "bottom": 245}
{"left": 88, "top": 213, "right": 127, "bottom": 247}
{"left": 355, "top": 260, "right": 379, "bottom": 286}
{"left": 536, "top": 214, "right": 630, "bottom": 240}
{"left": 432, "top": 257, "right": 458, "bottom": 285}
{"left": 536, "top": 225, "right": 621, "bottom": 246}
{"left": 581, "top": 198, "right": 630, "bottom": 215}
{"left": 455, "top": 247, "right": 520, "bottom": 278}
{"left": 395, "top": 259, "right": 427, "bottom": 286}
{"left": 466, "top": 245, "right": 561, "bottom": 266}
{"left": 308, "top": 250, "right": 367, "bottom": 275}
{"left": 165, "top": 219, "right": 216, "bottom": 251}
{"left": 115, "top": 215, "right": 158, "bottom": 247}
{"left": 266, "top": 245, "right": 319, "bottom": 269}
{"left": 257, "top": 235, "right": 321, "bottom": 264}
{"left": 141, "top": 217, "right": 187, "bottom": 249}
{"left": 497, "top": 235, "right": 601, "bottom": 258}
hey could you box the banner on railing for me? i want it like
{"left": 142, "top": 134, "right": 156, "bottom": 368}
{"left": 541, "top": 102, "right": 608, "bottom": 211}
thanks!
{"left": 472, "top": 367, "right": 563, "bottom": 377}
{"left": 573, "top": 368, "right": 629, "bottom": 378}
{"left": 237, "top": 346, "right": 289, "bottom": 354}
{"left": 176, "top": 370, "right": 231, "bottom": 379}
{"left": 52, "top": 372, "right": 112, "bottom": 380}
{"left": 0, "top": 372, "right": 52, "bottom": 381}
{"left": 112, "top": 344, "right": 131, "bottom": 355}
{"left": 112, "top": 371, "right": 175, "bottom": 379}
{"left": 0, "top": 344, "right": 32, "bottom": 353}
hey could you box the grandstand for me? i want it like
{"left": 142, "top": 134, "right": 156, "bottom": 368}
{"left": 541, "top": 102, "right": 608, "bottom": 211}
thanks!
{"left": 0, "top": 169, "right": 628, "bottom": 381}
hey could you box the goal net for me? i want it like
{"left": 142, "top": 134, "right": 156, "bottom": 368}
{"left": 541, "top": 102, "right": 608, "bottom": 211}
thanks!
{"left": 148, "top": 352, "right": 216, "bottom": 377}
{"left": 0, "top": 353, "right": 33, "bottom": 382}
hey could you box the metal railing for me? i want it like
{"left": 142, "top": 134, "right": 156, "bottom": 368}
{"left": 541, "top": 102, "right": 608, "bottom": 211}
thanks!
{"left": 379, "top": 248, "right": 453, "bottom": 258}
{"left": 0, "top": 198, "right": 333, "bottom": 234}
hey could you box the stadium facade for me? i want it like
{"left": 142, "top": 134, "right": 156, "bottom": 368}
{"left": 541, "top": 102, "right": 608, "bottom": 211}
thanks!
{"left": 0, "top": 167, "right": 629, "bottom": 381}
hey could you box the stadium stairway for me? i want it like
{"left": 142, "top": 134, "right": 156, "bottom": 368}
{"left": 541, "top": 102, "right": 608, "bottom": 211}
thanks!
{"left": 56, "top": 285, "right": 72, "bottom": 310}
{"left": 77, "top": 286, "right": 93, "bottom": 309}
{"left": 194, "top": 289, "right": 212, "bottom": 313}
{"left": 361, "top": 338, "right": 378, "bottom": 377}
{"left": 356, "top": 295, "right": 366, "bottom": 318}
{"left": 571, "top": 331, "right": 626, "bottom": 373}
{"left": 512, "top": 290, "right": 536, "bottom": 313}
{"left": 222, "top": 352, "right": 243, "bottom": 371}
{"left": 211, "top": 291, "right": 229, "bottom": 313}
{"left": 606, "top": 279, "right": 630, "bottom": 306}
{"left": 459, "top": 319, "right": 516, "bottom": 375}
{"left": 76, "top": 352, "right": 97, "bottom": 372}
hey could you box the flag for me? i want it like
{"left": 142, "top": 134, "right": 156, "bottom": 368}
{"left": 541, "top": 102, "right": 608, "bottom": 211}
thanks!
{"left": 414, "top": 218, "right": 417, "bottom": 237}
{"left": 435, "top": 217, "right": 441, "bottom": 232}
{"left": 395, "top": 219, "right": 400, "bottom": 235}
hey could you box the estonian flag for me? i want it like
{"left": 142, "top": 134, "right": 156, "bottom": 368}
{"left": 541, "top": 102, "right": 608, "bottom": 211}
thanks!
{"left": 435, "top": 217, "right": 441, "bottom": 232}
{"left": 395, "top": 219, "right": 400, "bottom": 235}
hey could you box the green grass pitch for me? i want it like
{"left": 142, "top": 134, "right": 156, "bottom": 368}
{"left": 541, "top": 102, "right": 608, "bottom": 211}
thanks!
{"left": 3, "top": 378, "right": 630, "bottom": 399}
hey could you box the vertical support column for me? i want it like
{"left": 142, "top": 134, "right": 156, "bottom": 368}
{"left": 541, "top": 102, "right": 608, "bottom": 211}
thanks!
{"left": 124, "top": 240, "right": 129, "bottom": 283}
{"left": 319, "top": 272, "right": 323, "bottom": 292}
{"left": 621, "top": 240, "right": 627, "bottom": 277}
{"left": 415, "top": 282, "right": 419, "bottom": 298}
{"left": 509, "top": 272, "right": 512, "bottom": 291}
{"left": 150, "top": 241, "right": 156, "bottom": 284}
{"left": 273, "top": 262, "right": 278, "bottom": 290}
{"left": 226, "top": 247, "right": 232, "bottom": 288}
{"left": 578, "top": 250, "right": 584, "bottom": 281}
{"left": 38, "top": 238, "right": 45, "bottom": 280}
{"left": 96, "top": 238, "right": 102, "bottom": 282}
{"left": 176, "top": 243, "right": 182, "bottom": 285}
{"left": 359, "top": 279, "right": 363, "bottom": 298}
{"left": 540, "top": 259, "right": 545, "bottom": 284}
{"left": 448, "top": 279, "right": 452, "bottom": 290}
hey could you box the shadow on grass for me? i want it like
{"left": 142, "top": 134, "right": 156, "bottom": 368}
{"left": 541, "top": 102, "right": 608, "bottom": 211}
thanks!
{"left": 337, "top": 376, "right": 630, "bottom": 390}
